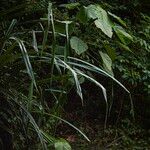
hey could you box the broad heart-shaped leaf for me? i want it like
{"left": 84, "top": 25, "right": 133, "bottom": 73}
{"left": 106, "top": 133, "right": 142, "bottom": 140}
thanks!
{"left": 70, "top": 36, "right": 88, "bottom": 55}
{"left": 113, "top": 25, "right": 133, "bottom": 44}
{"left": 54, "top": 139, "right": 71, "bottom": 150}
{"left": 86, "top": 4, "right": 113, "bottom": 38}
{"left": 100, "top": 51, "right": 114, "bottom": 76}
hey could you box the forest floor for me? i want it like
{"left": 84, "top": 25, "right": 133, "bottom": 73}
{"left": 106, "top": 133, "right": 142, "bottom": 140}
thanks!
{"left": 57, "top": 116, "right": 150, "bottom": 149}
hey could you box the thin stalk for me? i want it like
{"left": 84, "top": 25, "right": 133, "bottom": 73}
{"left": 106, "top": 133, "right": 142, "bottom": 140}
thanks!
{"left": 129, "top": 93, "right": 135, "bottom": 120}
{"left": 64, "top": 23, "right": 69, "bottom": 63}
{"left": 108, "top": 81, "right": 114, "bottom": 117}
{"left": 49, "top": 3, "right": 56, "bottom": 87}
{"left": 27, "top": 80, "right": 34, "bottom": 111}
{"left": 41, "top": 5, "right": 51, "bottom": 56}
{"left": 26, "top": 80, "right": 34, "bottom": 141}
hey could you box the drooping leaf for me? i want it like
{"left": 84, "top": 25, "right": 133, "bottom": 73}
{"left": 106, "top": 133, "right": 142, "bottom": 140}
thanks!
{"left": 108, "top": 12, "right": 126, "bottom": 27}
{"left": 113, "top": 25, "right": 133, "bottom": 44}
{"left": 86, "top": 4, "right": 113, "bottom": 38}
{"left": 9, "top": 37, "right": 38, "bottom": 91}
{"left": 75, "top": 68, "right": 108, "bottom": 128}
{"left": 54, "top": 139, "right": 71, "bottom": 150}
{"left": 56, "top": 58, "right": 83, "bottom": 104}
{"left": 99, "top": 51, "right": 114, "bottom": 76}
{"left": 70, "top": 36, "right": 88, "bottom": 55}
{"left": 66, "top": 56, "right": 130, "bottom": 93}
{"left": 117, "top": 41, "right": 133, "bottom": 52}
{"left": 68, "top": 71, "right": 85, "bottom": 85}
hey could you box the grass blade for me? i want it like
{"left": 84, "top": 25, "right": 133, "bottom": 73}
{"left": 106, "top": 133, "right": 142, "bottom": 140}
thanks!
{"left": 75, "top": 68, "right": 108, "bottom": 128}
{"left": 56, "top": 58, "right": 83, "bottom": 104}
{"left": 66, "top": 56, "right": 130, "bottom": 93}
{"left": 32, "top": 30, "right": 39, "bottom": 53}
{"left": 34, "top": 111, "right": 90, "bottom": 142}
{"left": 9, "top": 37, "right": 37, "bottom": 91}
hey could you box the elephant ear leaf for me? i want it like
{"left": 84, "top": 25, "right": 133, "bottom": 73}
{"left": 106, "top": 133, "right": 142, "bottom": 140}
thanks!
{"left": 70, "top": 36, "right": 88, "bottom": 55}
{"left": 100, "top": 51, "right": 114, "bottom": 76}
{"left": 86, "top": 4, "right": 113, "bottom": 38}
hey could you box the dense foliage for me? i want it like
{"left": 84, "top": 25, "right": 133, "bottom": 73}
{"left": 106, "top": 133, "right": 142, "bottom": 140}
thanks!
{"left": 0, "top": 0, "right": 149, "bottom": 149}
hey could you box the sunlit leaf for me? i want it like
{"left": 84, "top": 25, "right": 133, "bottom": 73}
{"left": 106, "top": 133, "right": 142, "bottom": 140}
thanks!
{"left": 86, "top": 5, "right": 113, "bottom": 38}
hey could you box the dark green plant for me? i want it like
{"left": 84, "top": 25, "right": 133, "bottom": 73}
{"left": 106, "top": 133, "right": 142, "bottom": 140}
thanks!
{"left": 0, "top": 1, "right": 137, "bottom": 149}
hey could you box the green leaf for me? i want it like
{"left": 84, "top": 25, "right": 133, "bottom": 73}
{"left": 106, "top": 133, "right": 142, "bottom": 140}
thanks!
{"left": 117, "top": 41, "right": 133, "bottom": 52}
{"left": 86, "top": 5, "right": 113, "bottom": 38}
{"left": 75, "top": 68, "right": 108, "bottom": 128}
{"left": 54, "top": 139, "right": 71, "bottom": 150}
{"left": 57, "top": 58, "right": 83, "bottom": 104}
{"left": 100, "top": 51, "right": 113, "bottom": 76}
{"left": 32, "top": 30, "right": 38, "bottom": 52}
{"left": 55, "top": 45, "right": 65, "bottom": 55}
{"left": 9, "top": 37, "right": 38, "bottom": 91}
{"left": 68, "top": 71, "right": 85, "bottom": 85}
{"left": 60, "top": 2, "right": 80, "bottom": 10}
{"left": 113, "top": 25, "right": 133, "bottom": 44}
{"left": 66, "top": 56, "right": 130, "bottom": 93}
{"left": 8, "top": 95, "right": 47, "bottom": 150}
{"left": 5, "top": 19, "right": 17, "bottom": 39}
{"left": 108, "top": 12, "right": 126, "bottom": 27}
{"left": 55, "top": 21, "right": 74, "bottom": 35}
{"left": 70, "top": 36, "right": 88, "bottom": 55}
{"left": 40, "top": 130, "right": 55, "bottom": 143}
{"left": 76, "top": 6, "right": 88, "bottom": 23}
{"left": 103, "top": 42, "right": 116, "bottom": 61}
